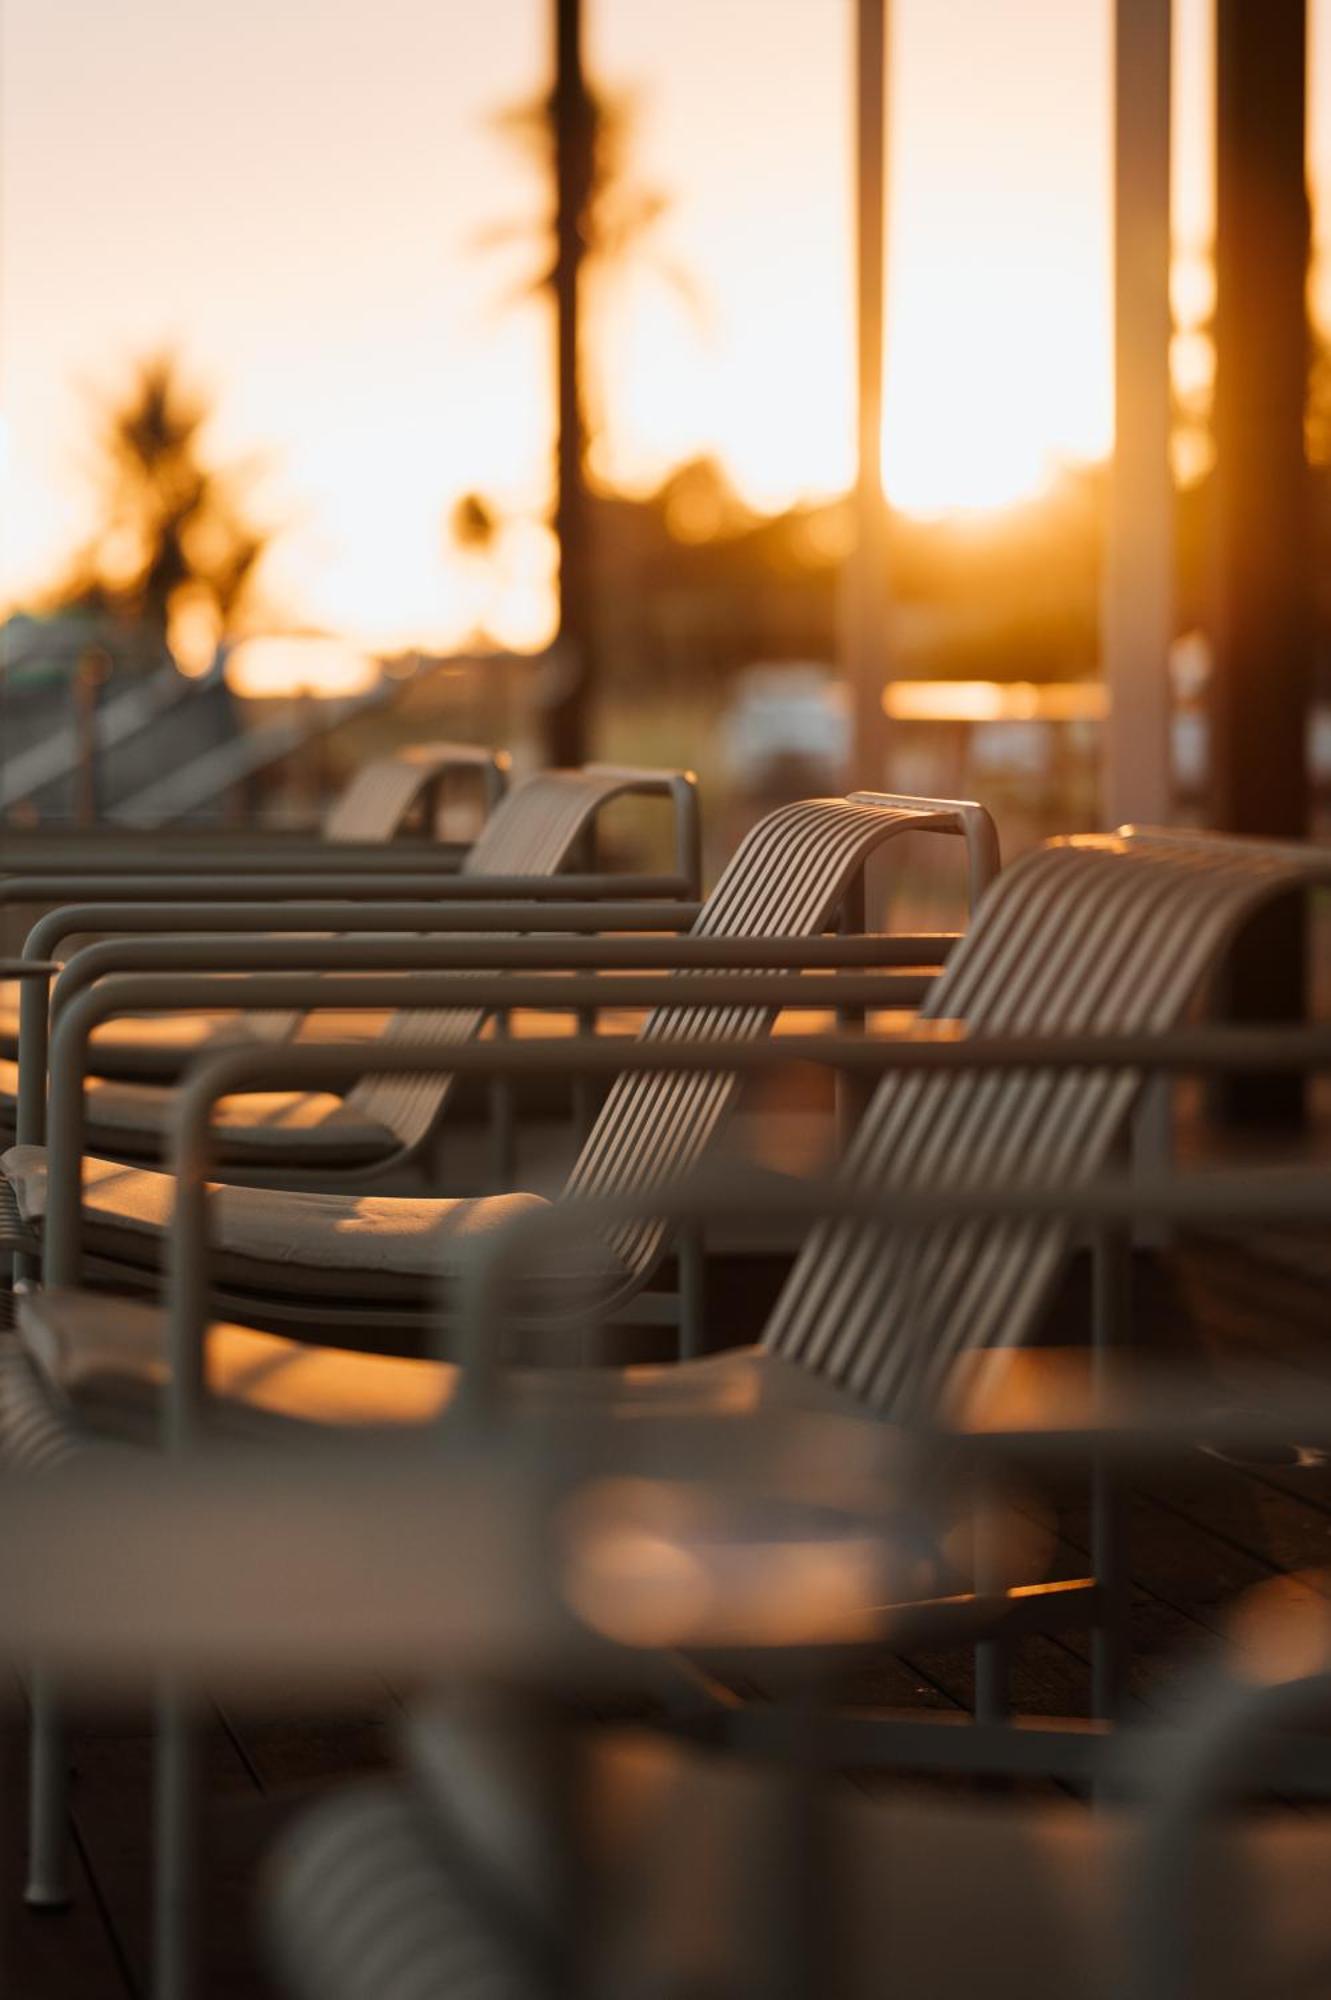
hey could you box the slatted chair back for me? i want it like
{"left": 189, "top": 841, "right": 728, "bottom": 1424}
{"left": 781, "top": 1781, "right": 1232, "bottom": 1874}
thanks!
{"left": 322, "top": 744, "right": 508, "bottom": 844}
{"left": 764, "top": 830, "right": 1330, "bottom": 1414}
{"left": 241, "top": 746, "right": 512, "bottom": 1045}
{"left": 461, "top": 768, "right": 633, "bottom": 876}
{"left": 563, "top": 795, "right": 997, "bottom": 1287}
{"left": 347, "top": 766, "right": 699, "bottom": 1148}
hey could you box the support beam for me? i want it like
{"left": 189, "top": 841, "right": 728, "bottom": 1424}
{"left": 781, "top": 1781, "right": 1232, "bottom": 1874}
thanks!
{"left": 1103, "top": 0, "right": 1174, "bottom": 831}
{"left": 547, "top": 0, "right": 596, "bottom": 768}
{"left": 1211, "top": 0, "right": 1312, "bottom": 1120}
{"left": 1211, "top": 0, "right": 1311, "bottom": 842}
{"left": 843, "top": 0, "right": 892, "bottom": 793}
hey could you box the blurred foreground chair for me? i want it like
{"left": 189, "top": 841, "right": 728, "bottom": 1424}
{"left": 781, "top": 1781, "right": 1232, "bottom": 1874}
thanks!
{"left": 266, "top": 1652, "right": 1331, "bottom": 2000}
{"left": 2, "top": 793, "right": 992, "bottom": 1337}
{"left": 22, "top": 995, "right": 1331, "bottom": 1998}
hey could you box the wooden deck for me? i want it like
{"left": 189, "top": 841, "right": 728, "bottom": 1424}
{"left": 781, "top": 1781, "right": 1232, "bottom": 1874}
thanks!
{"left": 7, "top": 1226, "right": 1331, "bottom": 1996}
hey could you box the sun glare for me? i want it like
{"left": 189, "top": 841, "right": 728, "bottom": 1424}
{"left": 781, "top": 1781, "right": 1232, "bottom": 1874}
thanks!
{"left": 225, "top": 636, "right": 381, "bottom": 701}
{"left": 0, "top": 0, "right": 1138, "bottom": 653}
{"left": 880, "top": 238, "right": 1111, "bottom": 519}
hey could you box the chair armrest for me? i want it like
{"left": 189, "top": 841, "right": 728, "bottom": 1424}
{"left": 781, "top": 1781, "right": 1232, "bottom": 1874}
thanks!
{"left": 0, "top": 959, "right": 61, "bottom": 981}
{"left": 35, "top": 976, "right": 955, "bottom": 1285}
{"left": 52, "top": 928, "right": 951, "bottom": 1006}
{"left": 1, "top": 871, "right": 698, "bottom": 922}
{"left": 15, "top": 934, "right": 940, "bottom": 1147}
{"left": 13, "top": 903, "right": 699, "bottom": 1143}
{"left": 39, "top": 996, "right": 1331, "bottom": 1358}
{"left": 583, "top": 766, "right": 701, "bottom": 894}
{"left": 847, "top": 793, "right": 1000, "bottom": 908}
{"left": 139, "top": 1021, "right": 1331, "bottom": 1438}
{"left": 3, "top": 842, "right": 473, "bottom": 875}
{"left": 25, "top": 896, "right": 700, "bottom": 969}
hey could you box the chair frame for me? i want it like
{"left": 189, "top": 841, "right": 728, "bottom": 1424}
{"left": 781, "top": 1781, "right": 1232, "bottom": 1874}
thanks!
{"left": 6, "top": 794, "right": 994, "bottom": 1311}
{"left": 18, "top": 1016, "right": 1331, "bottom": 1995}
{"left": 265, "top": 1653, "right": 1331, "bottom": 2000}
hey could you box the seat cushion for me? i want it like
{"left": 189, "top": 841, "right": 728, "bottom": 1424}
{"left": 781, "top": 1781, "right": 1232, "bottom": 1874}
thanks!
{"left": 17, "top": 1287, "right": 825, "bottom": 1442}
{"left": 2, "top": 1146, "right": 556, "bottom": 1303}
{"left": 0, "top": 986, "right": 257, "bottom": 1072}
{"left": 19, "top": 1291, "right": 456, "bottom": 1441}
{"left": 0, "top": 1061, "right": 397, "bottom": 1168}
{"left": 0, "top": 984, "right": 391, "bottom": 1081}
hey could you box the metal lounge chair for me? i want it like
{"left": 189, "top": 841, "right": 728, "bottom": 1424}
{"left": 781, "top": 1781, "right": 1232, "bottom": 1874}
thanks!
{"left": 0, "top": 759, "right": 697, "bottom": 1095}
{"left": 0, "top": 761, "right": 703, "bottom": 1171}
{"left": 12, "top": 829, "right": 1331, "bottom": 1988}
{"left": 264, "top": 1654, "right": 1331, "bottom": 2000}
{"left": 10, "top": 822, "right": 1326, "bottom": 1713}
{"left": 2, "top": 793, "right": 995, "bottom": 1339}
{"left": 0, "top": 791, "right": 993, "bottom": 1943}
{"left": 317, "top": 740, "right": 510, "bottom": 844}
{"left": 0, "top": 739, "right": 511, "bottom": 1064}
{"left": 16, "top": 825, "right": 1326, "bottom": 1405}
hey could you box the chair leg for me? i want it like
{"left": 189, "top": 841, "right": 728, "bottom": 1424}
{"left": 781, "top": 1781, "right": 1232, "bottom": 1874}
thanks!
{"left": 974, "top": 1640, "right": 1010, "bottom": 1725}
{"left": 1091, "top": 1224, "right": 1133, "bottom": 1722}
{"left": 1092, "top": 1460, "right": 1130, "bottom": 1721}
{"left": 572, "top": 1008, "right": 597, "bottom": 1142}
{"left": 25, "top": 1675, "right": 71, "bottom": 1909}
{"left": 153, "top": 1685, "right": 199, "bottom": 2000}
{"left": 972, "top": 1485, "right": 1010, "bottom": 1724}
{"left": 489, "top": 1079, "right": 517, "bottom": 1189}
{"left": 488, "top": 1008, "right": 516, "bottom": 1190}
{"left": 678, "top": 1229, "right": 706, "bottom": 1361}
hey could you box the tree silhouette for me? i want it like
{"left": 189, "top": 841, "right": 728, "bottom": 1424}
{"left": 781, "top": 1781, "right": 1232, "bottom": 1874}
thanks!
{"left": 481, "top": 3, "right": 690, "bottom": 760}
{"left": 59, "top": 352, "right": 270, "bottom": 666}
{"left": 485, "top": 80, "right": 687, "bottom": 347}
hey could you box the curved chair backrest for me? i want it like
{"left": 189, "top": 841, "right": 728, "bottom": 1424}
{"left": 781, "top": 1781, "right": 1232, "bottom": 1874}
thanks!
{"left": 764, "top": 830, "right": 1331, "bottom": 1413}
{"left": 356, "top": 790, "right": 996, "bottom": 1174}
{"left": 346, "top": 765, "right": 701, "bottom": 1147}
{"left": 240, "top": 745, "right": 513, "bottom": 1045}
{"left": 322, "top": 743, "right": 509, "bottom": 844}
{"left": 564, "top": 794, "right": 999, "bottom": 1287}
{"left": 461, "top": 764, "right": 699, "bottom": 885}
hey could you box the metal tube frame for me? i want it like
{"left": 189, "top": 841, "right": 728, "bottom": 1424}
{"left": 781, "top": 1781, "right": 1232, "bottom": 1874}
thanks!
{"left": 15, "top": 901, "right": 714, "bottom": 1151}
{"left": 37, "top": 971, "right": 943, "bottom": 1287}
{"left": 24, "top": 1019, "right": 1331, "bottom": 1983}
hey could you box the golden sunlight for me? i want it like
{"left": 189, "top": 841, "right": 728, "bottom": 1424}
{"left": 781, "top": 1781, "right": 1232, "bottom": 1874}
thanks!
{"left": 225, "top": 636, "right": 381, "bottom": 701}
{"left": 884, "top": 681, "right": 1109, "bottom": 724}
{"left": 0, "top": 0, "right": 1259, "bottom": 658}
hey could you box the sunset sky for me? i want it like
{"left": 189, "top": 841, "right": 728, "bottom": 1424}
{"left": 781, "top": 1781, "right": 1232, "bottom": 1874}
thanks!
{"left": 2, "top": 0, "right": 1328, "bottom": 656}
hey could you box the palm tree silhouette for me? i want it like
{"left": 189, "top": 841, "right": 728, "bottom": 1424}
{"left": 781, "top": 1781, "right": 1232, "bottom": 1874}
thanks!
{"left": 60, "top": 352, "right": 270, "bottom": 667}
{"left": 482, "top": 1, "right": 689, "bottom": 761}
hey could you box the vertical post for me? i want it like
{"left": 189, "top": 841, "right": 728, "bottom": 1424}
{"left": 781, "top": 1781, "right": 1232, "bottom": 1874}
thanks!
{"left": 25, "top": 1681, "right": 69, "bottom": 1909}
{"left": 677, "top": 1227, "right": 706, "bottom": 1362}
{"left": 835, "top": 869, "right": 870, "bottom": 1144}
{"left": 1103, "top": 0, "right": 1174, "bottom": 832}
{"left": 72, "top": 648, "right": 108, "bottom": 828}
{"left": 843, "top": 0, "right": 891, "bottom": 794}
{"left": 153, "top": 1690, "right": 199, "bottom": 2000}
{"left": 1091, "top": 1225, "right": 1133, "bottom": 1722}
{"left": 547, "top": 0, "right": 596, "bottom": 769}
{"left": 1211, "top": 0, "right": 1311, "bottom": 1123}
{"left": 1107, "top": 2, "right": 1176, "bottom": 1223}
